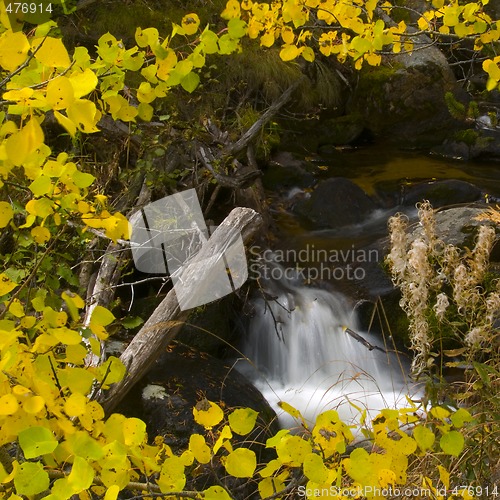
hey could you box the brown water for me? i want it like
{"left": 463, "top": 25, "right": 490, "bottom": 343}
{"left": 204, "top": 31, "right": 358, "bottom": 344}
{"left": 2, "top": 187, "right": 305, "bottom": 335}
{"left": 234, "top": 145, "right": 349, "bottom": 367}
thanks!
{"left": 264, "top": 144, "right": 500, "bottom": 296}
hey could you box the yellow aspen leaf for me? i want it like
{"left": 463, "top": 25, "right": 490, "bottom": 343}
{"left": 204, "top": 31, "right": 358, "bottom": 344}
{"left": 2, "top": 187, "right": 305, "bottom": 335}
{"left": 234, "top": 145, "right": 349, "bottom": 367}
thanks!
{"left": 443, "top": 7, "right": 460, "bottom": 27}
{"left": 213, "top": 424, "right": 233, "bottom": 454}
{"left": 62, "top": 367, "right": 96, "bottom": 394}
{"left": 135, "top": 27, "right": 159, "bottom": 47}
{"left": 302, "top": 46, "right": 315, "bottom": 62}
{"left": 64, "top": 393, "right": 88, "bottom": 417}
{"left": 221, "top": 0, "right": 241, "bottom": 20}
{"left": 54, "top": 110, "right": 77, "bottom": 137}
{"left": 65, "top": 343, "right": 87, "bottom": 364}
{"left": 68, "top": 456, "right": 95, "bottom": 493}
{"left": 224, "top": 448, "right": 256, "bottom": 478}
{"left": 158, "top": 456, "right": 186, "bottom": 493}
{"left": 123, "top": 417, "right": 147, "bottom": 446}
{"left": 137, "top": 82, "right": 156, "bottom": 103}
{"left": 50, "top": 326, "right": 82, "bottom": 345}
{"left": 437, "top": 465, "right": 450, "bottom": 489}
{"left": 204, "top": 486, "right": 232, "bottom": 500}
{"left": 0, "top": 393, "right": 19, "bottom": 415}
{"left": 67, "top": 99, "right": 100, "bottom": 133}
{"left": 365, "top": 52, "right": 382, "bottom": 65}
{"left": 141, "top": 63, "right": 158, "bottom": 83}
{"left": 189, "top": 434, "right": 211, "bottom": 464}
{"left": 117, "top": 103, "right": 138, "bottom": 122}
{"left": 303, "top": 452, "right": 329, "bottom": 483}
{"left": 62, "top": 291, "right": 85, "bottom": 321}
{"left": 228, "top": 408, "right": 258, "bottom": 435}
{"left": 8, "top": 299, "right": 23, "bottom": 317}
{"left": 43, "top": 307, "right": 67, "bottom": 327}
{"left": 259, "top": 458, "right": 281, "bottom": 478}
{"left": 193, "top": 399, "right": 224, "bottom": 428}
{"left": 69, "top": 68, "right": 98, "bottom": 98}
{"left": 20, "top": 315, "right": 36, "bottom": 328}
{"left": 43, "top": 160, "right": 65, "bottom": 178}
{"left": 72, "top": 169, "right": 95, "bottom": 189}
{"left": 46, "top": 76, "right": 75, "bottom": 110}
{"left": 378, "top": 468, "right": 397, "bottom": 488}
{"left": 29, "top": 174, "right": 52, "bottom": 196}
{"left": 157, "top": 48, "right": 178, "bottom": 80}
{"left": 104, "top": 485, "right": 120, "bottom": 500}
{"left": 260, "top": 30, "right": 276, "bottom": 47}
{"left": 280, "top": 44, "right": 300, "bottom": 61}
{"left": 182, "top": 13, "right": 200, "bottom": 36}
{"left": 0, "top": 31, "right": 29, "bottom": 71}
{"left": 281, "top": 26, "right": 295, "bottom": 44}
{"left": 23, "top": 395, "right": 45, "bottom": 414}
{"left": 97, "top": 357, "right": 126, "bottom": 387}
{"left": 33, "top": 36, "right": 71, "bottom": 67}
{"left": 0, "top": 201, "right": 13, "bottom": 228}
{"left": 26, "top": 198, "right": 54, "bottom": 218}
{"left": 5, "top": 118, "right": 44, "bottom": 166}
{"left": 278, "top": 401, "right": 306, "bottom": 424}
{"left": 0, "top": 273, "right": 17, "bottom": 296}
{"left": 31, "top": 226, "right": 51, "bottom": 244}
{"left": 259, "top": 477, "right": 284, "bottom": 498}
{"left": 276, "top": 435, "right": 312, "bottom": 466}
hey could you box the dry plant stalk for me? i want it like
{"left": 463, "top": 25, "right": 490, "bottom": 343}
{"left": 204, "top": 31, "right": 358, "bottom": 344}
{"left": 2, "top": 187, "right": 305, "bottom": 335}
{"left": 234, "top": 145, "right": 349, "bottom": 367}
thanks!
{"left": 387, "top": 201, "right": 500, "bottom": 377}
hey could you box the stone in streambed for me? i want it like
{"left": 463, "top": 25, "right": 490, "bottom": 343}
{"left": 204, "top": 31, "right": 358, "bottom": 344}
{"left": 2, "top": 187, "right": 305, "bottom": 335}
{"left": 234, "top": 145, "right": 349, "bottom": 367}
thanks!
{"left": 294, "top": 177, "right": 377, "bottom": 228}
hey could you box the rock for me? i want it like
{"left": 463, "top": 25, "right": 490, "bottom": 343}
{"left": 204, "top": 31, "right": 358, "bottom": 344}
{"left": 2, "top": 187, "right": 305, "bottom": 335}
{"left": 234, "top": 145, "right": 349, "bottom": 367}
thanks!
{"left": 177, "top": 296, "right": 235, "bottom": 356}
{"left": 116, "top": 342, "right": 279, "bottom": 454}
{"left": 411, "top": 205, "right": 499, "bottom": 249}
{"left": 263, "top": 152, "right": 315, "bottom": 191}
{"left": 402, "top": 179, "right": 482, "bottom": 208}
{"left": 294, "top": 177, "right": 377, "bottom": 228}
{"left": 316, "top": 115, "right": 367, "bottom": 149}
{"left": 431, "top": 127, "right": 500, "bottom": 161}
{"left": 349, "top": 34, "right": 465, "bottom": 147}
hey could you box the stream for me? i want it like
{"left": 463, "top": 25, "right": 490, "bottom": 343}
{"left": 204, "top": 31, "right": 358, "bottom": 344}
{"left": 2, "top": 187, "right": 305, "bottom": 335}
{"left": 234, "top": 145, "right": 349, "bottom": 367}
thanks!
{"left": 235, "top": 144, "right": 500, "bottom": 429}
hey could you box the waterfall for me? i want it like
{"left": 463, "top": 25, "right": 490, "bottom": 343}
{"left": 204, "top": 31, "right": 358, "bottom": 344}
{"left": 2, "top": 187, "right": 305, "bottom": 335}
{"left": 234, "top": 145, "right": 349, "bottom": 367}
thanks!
{"left": 237, "top": 266, "right": 414, "bottom": 430}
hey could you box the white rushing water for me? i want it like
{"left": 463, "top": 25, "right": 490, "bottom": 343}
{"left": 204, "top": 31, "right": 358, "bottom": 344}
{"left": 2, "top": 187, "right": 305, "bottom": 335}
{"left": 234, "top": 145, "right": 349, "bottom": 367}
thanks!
{"left": 237, "top": 268, "right": 415, "bottom": 430}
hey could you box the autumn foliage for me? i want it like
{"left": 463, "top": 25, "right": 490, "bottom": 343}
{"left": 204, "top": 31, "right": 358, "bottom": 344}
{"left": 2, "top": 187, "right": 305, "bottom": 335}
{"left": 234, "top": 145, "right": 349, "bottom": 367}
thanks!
{"left": 0, "top": 0, "right": 499, "bottom": 497}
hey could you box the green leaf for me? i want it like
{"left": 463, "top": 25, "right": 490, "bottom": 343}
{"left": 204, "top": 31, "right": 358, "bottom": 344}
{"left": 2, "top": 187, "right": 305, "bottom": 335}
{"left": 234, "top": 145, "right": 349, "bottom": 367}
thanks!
{"left": 181, "top": 72, "right": 200, "bottom": 93}
{"left": 122, "top": 316, "right": 144, "bottom": 329}
{"left": 228, "top": 18, "right": 247, "bottom": 38}
{"left": 451, "top": 408, "right": 473, "bottom": 428}
{"left": 440, "top": 430, "right": 464, "bottom": 457}
{"left": 14, "top": 461, "right": 50, "bottom": 496}
{"left": 19, "top": 426, "right": 58, "bottom": 458}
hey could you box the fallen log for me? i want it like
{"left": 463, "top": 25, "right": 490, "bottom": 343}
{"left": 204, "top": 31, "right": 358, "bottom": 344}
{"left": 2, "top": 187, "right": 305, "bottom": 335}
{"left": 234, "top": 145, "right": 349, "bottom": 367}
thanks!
{"left": 98, "top": 206, "right": 263, "bottom": 414}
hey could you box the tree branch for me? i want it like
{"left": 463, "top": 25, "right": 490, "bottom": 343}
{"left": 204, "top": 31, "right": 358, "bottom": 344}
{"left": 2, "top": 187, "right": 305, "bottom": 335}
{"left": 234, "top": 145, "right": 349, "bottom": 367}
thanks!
{"left": 98, "top": 207, "right": 263, "bottom": 414}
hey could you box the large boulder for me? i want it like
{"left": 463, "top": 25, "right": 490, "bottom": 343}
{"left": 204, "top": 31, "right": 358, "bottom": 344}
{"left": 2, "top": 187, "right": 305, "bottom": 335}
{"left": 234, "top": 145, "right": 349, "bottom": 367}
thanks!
{"left": 350, "top": 33, "right": 464, "bottom": 146}
{"left": 402, "top": 179, "right": 482, "bottom": 208}
{"left": 294, "top": 177, "right": 377, "bottom": 228}
{"left": 117, "top": 342, "right": 279, "bottom": 453}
